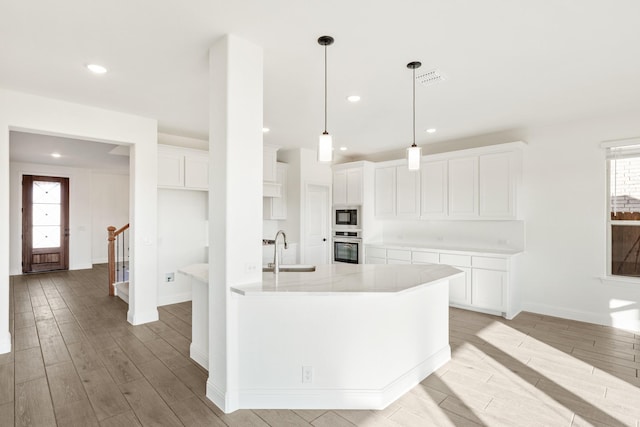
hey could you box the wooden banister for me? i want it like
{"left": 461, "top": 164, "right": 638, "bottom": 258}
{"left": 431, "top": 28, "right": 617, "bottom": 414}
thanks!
{"left": 108, "top": 224, "right": 129, "bottom": 296}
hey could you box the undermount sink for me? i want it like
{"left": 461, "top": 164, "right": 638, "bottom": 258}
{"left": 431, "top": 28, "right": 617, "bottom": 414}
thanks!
{"left": 262, "top": 264, "right": 316, "bottom": 273}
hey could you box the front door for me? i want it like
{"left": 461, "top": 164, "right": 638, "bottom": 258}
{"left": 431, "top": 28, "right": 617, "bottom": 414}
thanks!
{"left": 22, "top": 175, "right": 70, "bottom": 273}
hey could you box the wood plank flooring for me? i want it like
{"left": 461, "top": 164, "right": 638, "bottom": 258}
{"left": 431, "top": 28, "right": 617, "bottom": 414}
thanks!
{"left": 2, "top": 265, "right": 640, "bottom": 426}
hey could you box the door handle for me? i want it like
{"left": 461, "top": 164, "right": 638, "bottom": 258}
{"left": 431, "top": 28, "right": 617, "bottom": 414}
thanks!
{"left": 322, "top": 238, "right": 327, "bottom": 242}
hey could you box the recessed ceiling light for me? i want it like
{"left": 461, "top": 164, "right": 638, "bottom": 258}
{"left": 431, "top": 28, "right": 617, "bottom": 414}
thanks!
{"left": 86, "top": 64, "right": 108, "bottom": 74}
{"left": 262, "top": 127, "right": 270, "bottom": 133}
{"left": 51, "top": 152, "right": 61, "bottom": 158}
{"left": 426, "top": 128, "right": 437, "bottom": 134}
{"left": 339, "top": 147, "right": 347, "bottom": 151}
{"left": 346, "top": 95, "right": 360, "bottom": 103}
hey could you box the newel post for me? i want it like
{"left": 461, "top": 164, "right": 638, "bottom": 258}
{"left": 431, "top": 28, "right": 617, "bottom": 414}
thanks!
{"left": 107, "top": 226, "right": 116, "bottom": 296}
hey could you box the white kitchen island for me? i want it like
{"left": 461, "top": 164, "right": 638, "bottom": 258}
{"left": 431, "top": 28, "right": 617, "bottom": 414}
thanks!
{"left": 181, "top": 263, "right": 461, "bottom": 410}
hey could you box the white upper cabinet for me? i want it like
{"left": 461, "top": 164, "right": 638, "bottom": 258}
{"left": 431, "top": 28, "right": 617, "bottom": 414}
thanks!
{"left": 374, "top": 167, "right": 396, "bottom": 217}
{"left": 158, "top": 149, "right": 185, "bottom": 188}
{"left": 263, "top": 145, "right": 279, "bottom": 182}
{"left": 372, "top": 141, "right": 524, "bottom": 220}
{"left": 346, "top": 168, "right": 363, "bottom": 205}
{"left": 421, "top": 160, "right": 448, "bottom": 219}
{"left": 184, "top": 154, "right": 209, "bottom": 190}
{"left": 448, "top": 156, "right": 478, "bottom": 218}
{"left": 333, "top": 167, "right": 363, "bottom": 206}
{"left": 264, "top": 162, "right": 288, "bottom": 220}
{"left": 396, "top": 167, "right": 420, "bottom": 218}
{"left": 479, "top": 152, "right": 515, "bottom": 218}
{"left": 158, "top": 145, "right": 208, "bottom": 191}
{"left": 333, "top": 170, "right": 348, "bottom": 205}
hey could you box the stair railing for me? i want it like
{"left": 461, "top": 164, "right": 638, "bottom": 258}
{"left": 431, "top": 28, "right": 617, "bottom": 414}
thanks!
{"left": 107, "top": 224, "right": 130, "bottom": 296}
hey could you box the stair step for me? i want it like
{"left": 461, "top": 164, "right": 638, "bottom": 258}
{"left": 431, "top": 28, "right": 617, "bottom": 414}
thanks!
{"left": 114, "top": 281, "right": 129, "bottom": 304}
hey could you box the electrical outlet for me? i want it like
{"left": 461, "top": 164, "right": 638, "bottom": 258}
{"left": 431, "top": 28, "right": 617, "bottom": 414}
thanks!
{"left": 302, "top": 366, "right": 313, "bottom": 384}
{"left": 165, "top": 272, "right": 175, "bottom": 282}
{"left": 245, "top": 263, "right": 258, "bottom": 273}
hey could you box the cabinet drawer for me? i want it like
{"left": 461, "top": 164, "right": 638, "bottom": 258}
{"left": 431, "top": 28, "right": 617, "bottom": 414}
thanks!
{"left": 387, "top": 259, "right": 411, "bottom": 265}
{"left": 439, "top": 253, "right": 472, "bottom": 267}
{"left": 366, "top": 256, "right": 386, "bottom": 265}
{"left": 472, "top": 256, "right": 507, "bottom": 271}
{"left": 412, "top": 251, "right": 439, "bottom": 264}
{"left": 387, "top": 249, "right": 411, "bottom": 261}
{"left": 366, "top": 247, "right": 386, "bottom": 259}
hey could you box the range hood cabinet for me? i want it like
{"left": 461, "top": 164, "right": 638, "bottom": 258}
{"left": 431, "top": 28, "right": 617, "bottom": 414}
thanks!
{"left": 263, "top": 182, "right": 282, "bottom": 198}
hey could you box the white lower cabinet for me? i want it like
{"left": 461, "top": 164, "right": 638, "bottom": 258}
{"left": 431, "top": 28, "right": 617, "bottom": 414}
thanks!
{"left": 449, "top": 266, "right": 471, "bottom": 306}
{"left": 365, "top": 244, "right": 518, "bottom": 319}
{"left": 471, "top": 268, "right": 506, "bottom": 311}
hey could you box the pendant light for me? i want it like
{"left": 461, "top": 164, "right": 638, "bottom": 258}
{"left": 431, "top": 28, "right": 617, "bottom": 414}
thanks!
{"left": 407, "top": 61, "right": 422, "bottom": 171}
{"left": 317, "top": 35, "right": 334, "bottom": 162}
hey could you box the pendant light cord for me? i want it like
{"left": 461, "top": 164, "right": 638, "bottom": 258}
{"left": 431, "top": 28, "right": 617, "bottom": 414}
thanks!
{"left": 412, "top": 67, "right": 416, "bottom": 146}
{"left": 324, "top": 44, "right": 328, "bottom": 133}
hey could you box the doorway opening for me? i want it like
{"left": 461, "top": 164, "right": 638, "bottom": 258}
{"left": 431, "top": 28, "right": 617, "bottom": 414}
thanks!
{"left": 22, "top": 175, "right": 70, "bottom": 273}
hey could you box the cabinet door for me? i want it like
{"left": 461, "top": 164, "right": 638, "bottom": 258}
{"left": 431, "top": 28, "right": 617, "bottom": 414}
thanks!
{"left": 396, "top": 166, "right": 420, "bottom": 218}
{"left": 184, "top": 154, "right": 209, "bottom": 190}
{"left": 375, "top": 167, "right": 396, "bottom": 217}
{"left": 333, "top": 170, "right": 347, "bottom": 205}
{"left": 421, "top": 160, "right": 447, "bottom": 218}
{"left": 479, "top": 152, "right": 514, "bottom": 218}
{"left": 449, "top": 266, "right": 471, "bottom": 305}
{"left": 346, "top": 168, "right": 363, "bottom": 205}
{"left": 263, "top": 146, "right": 278, "bottom": 182}
{"left": 366, "top": 256, "right": 387, "bottom": 264}
{"left": 264, "top": 163, "right": 288, "bottom": 220}
{"left": 471, "top": 269, "right": 505, "bottom": 311}
{"left": 448, "top": 156, "right": 478, "bottom": 217}
{"left": 158, "top": 150, "right": 184, "bottom": 188}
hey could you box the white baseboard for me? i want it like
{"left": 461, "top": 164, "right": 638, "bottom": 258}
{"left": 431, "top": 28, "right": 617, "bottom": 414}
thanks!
{"left": 158, "top": 292, "right": 192, "bottom": 307}
{"left": 92, "top": 257, "right": 108, "bottom": 265}
{"left": 70, "top": 263, "right": 93, "bottom": 271}
{"left": 0, "top": 332, "right": 11, "bottom": 354}
{"left": 127, "top": 309, "right": 159, "bottom": 325}
{"left": 206, "top": 380, "right": 236, "bottom": 413}
{"left": 233, "top": 345, "right": 451, "bottom": 410}
{"left": 522, "top": 301, "right": 640, "bottom": 333}
{"left": 189, "top": 343, "right": 208, "bottom": 370}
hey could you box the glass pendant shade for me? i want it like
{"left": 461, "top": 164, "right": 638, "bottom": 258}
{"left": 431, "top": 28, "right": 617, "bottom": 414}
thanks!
{"left": 407, "top": 144, "right": 422, "bottom": 171}
{"left": 318, "top": 132, "right": 333, "bottom": 162}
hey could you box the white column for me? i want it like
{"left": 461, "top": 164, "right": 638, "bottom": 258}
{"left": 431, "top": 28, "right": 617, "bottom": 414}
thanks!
{"left": 127, "top": 142, "right": 160, "bottom": 325}
{"left": 0, "top": 123, "right": 11, "bottom": 354}
{"left": 207, "top": 35, "right": 263, "bottom": 412}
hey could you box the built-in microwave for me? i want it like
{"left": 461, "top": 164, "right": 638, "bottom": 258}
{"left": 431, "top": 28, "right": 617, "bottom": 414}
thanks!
{"left": 334, "top": 207, "right": 360, "bottom": 229}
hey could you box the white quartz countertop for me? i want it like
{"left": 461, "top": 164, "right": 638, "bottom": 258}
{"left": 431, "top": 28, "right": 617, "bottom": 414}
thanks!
{"left": 231, "top": 263, "right": 462, "bottom": 296}
{"left": 178, "top": 263, "right": 208, "bottom": 282}
{"left": 366, "top": 242, "right": 523, "bottom": 256}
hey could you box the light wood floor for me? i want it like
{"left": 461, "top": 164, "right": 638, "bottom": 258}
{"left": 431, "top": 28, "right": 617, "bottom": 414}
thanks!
{"left": 1, "top": 266, "right": 639, "bottom": 426}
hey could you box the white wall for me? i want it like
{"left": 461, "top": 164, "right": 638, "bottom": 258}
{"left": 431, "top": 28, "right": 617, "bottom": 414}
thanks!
{"left": 0, "top": 89, "right": 159, "bottom": 355}
{"left": 91, "top": 171, "right": 130, "bottom": 264}
{"left": 520, "top": 111, "right": 640, "bottom": 331}
{"left": 381, "top": 220, "right": 525, "bottom": 251}
{"left": 157, "top": 188, "right": 207, "bottom": 306}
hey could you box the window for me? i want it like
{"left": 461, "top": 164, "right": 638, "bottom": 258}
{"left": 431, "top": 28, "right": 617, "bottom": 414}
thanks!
{"left": 606, "top": 140, "right": 640, "bottom": 278}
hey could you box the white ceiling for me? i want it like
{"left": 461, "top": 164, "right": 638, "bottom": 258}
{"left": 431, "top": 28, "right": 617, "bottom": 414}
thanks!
{"left": 10, "top": 131, "right": 129, "bottom": 171}
{"left": 2, "top": 1, "right": 640, "bottom": 157}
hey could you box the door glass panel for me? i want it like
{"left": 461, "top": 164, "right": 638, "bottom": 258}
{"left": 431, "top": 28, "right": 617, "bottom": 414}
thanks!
{"left": 33, "top": 181, "right": 61, "bottom": 204}
{"left": 33, "top": 226, "right": 61, "bottom": 248}
{"left": 32, "top": 204, "right": 61, "bottom": 226}
{"left": 32, "top": 180, "right": 62, "bottom": 249}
